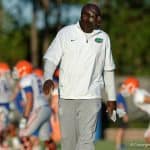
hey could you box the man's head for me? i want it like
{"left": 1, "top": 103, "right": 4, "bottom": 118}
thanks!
{"left": 79, "top": 3, "right": 102, "bottom": 33}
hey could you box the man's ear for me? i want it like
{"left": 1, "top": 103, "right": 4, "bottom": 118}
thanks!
{"left": 96, "top": 15, "right": 102, "bottom": 24}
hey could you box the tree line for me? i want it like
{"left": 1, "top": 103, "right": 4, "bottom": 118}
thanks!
{"left": 0, "top": 0, "right": 149, "bottom": 76}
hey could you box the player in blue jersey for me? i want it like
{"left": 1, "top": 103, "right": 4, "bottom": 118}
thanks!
{"left": 12, "top": 60, "right": 52, "bottom": 149}
{"left": 121, "top": 77, "right": 150, "bottom": 143}
{"left": 0, "top": 62, "right": 13, "bottom": 149}
{"left": 115, "top": 82, "right": 129, "bottom": 150}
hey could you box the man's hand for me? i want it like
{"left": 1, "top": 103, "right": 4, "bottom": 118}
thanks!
{"left": 43, "top": 79, "right": 54, "bottom": 95}
{"left": 106, "top": 101, "right": 116, "bottom": 119}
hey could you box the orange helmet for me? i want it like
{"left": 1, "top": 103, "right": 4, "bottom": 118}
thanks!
{"left": 13, "top": 60, "right": 33, "bottom": 79}
{"left": 121, "top": 77, "right": 139, "bottom": 95}
{"left": 123, "top": 77, "right": 139, "bottom": 88}
{"left": 0, "top": 62, "right": 10, "bottom": 75}
{"left": 33, "top": 68, "right": 43, "bottom": 78}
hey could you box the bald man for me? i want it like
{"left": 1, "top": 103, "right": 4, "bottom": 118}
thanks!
{"left": 43, "top": 3, "right": 116, "bottom": 150}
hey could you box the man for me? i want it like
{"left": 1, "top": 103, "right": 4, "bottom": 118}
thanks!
{"left": 43, "top": 3, "right": 116, "bottom": 150}
{"left": 121, "top": 77, "right": 150, "bottom": 143}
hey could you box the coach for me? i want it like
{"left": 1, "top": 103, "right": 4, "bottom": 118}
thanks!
{"left": 43, "top": 3, "right": 116, "bottom": 150}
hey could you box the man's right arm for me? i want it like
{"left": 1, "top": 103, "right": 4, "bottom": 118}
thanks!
{"left": 43, "top": 59, "right": 57, "bottom": 95}
{"left": 43, "top": 29, "right": 64, "bottom": 95}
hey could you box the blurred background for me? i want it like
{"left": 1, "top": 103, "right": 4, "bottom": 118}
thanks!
{"left": 0, "top": 0, "right": 150, "bottom": 75}
{"left": 0, "top": 0, "right": 150, "bottom": 149}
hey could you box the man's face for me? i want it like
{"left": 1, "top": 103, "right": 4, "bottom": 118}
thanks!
{"left": 80, "top": 7, "right": 101, "bottom": 33}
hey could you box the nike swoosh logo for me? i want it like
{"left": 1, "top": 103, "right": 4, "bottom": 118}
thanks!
{"left": 71, "top": 40, "right": 76, "bottom": 42}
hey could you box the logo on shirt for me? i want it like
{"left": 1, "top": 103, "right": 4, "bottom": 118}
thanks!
{"left": 71, "top": 39, "right": 76, "bottom": 42}
{"left": 95, "top": 38, "right": 103, "bottom": 43}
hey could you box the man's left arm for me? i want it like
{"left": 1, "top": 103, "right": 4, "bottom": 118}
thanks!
{"left": 103, "top": 34, "right": 116, "bottom": 118}
{"left": 103, "top": 70, "right": 116, "bottom": 118}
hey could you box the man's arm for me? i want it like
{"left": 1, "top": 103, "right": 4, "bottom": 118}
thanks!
{"left": 44, "top": 59, "right": 57, "bottom": 82}
{"left": 43, "top": 30, "right": 64, "bottom": 95}
{"left": 104, "top": 70, "right": 116, "bottom": 101}
{"left": 43, "top": 59, "right": 57, "bottom": 95}
{"left": 103, "top": 70, "right": 116, "bottom": 117}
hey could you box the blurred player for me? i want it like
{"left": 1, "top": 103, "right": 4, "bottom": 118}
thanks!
{"left": 50, "top": 68, "right": 61, "bottom": 143}
{"left": 0, "top": 62, "right": 13, "bottom": 148}
{"left": 115, "top": 83, "right": 128, "bottom": 150}
{"left": 122, "top": 77, "right": 150, "bottom": 143}
{"left": 33, "top": 67, "right": 57, "bottom": 149}
{"left": 33, "top": 68, "right": 44, "bottom": 81}
{"left": 0, "top": 62, "right": 22, "bottom": 149}
{"left": 12, "top": 60, "right": 52, "bottom": 149}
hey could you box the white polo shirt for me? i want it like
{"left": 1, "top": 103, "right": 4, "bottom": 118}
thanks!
{"left": 44, "top": 22, "right": 115, "bottom": 99}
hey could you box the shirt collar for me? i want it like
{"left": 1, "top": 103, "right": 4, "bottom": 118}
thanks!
{"left": 76, "top": 22, "right": 101, "bottom": 35}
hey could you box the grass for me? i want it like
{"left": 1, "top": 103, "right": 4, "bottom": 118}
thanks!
{"left": 95, "top": 140, "right": 150, "bottom": 150}
{"left": 57, "top": 139, "right": 150, "bottom": 150}
{"left": 57, "top": 140, "right": 116, "bottom": 150}
{"left": 95, "top": 140, "right": 116, "bottom": 150}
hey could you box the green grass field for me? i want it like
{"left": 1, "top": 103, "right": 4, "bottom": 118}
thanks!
{"left": 57, "top": 140, "right": 116, "bottom": 150}
{"left": 57, "top": 139, "right": 150, "bottom": 150}
{"left": 95, "top": 140, "right": 116, "bottom": 150}
{"left": 96, "top": 140, "right": 149, "bottom": 150}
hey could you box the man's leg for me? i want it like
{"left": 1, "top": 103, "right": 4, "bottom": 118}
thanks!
{"left": 19, "top": 106, "right": 51, "bottom": 137}
{"left": 58, "top": 99, "right": 78, "bottom": 150}
{"left": 76, "top": 99, "right": 101, "bottom": 150}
